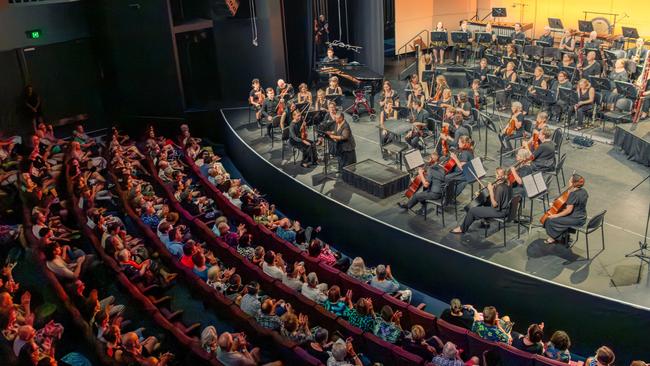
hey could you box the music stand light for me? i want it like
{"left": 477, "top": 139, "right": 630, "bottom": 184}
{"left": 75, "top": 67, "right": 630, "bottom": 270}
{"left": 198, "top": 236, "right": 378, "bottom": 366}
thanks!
{"left": 578, "top": 20, "right": 594, "bottom": 33}
{"left": 548, "top": 18, "right": 563, "bottom": 30}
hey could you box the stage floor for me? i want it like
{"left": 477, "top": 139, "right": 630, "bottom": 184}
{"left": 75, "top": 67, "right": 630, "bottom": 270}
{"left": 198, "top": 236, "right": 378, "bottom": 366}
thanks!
{"left": 223, "top": 107, "right": 650, "bottom": 309}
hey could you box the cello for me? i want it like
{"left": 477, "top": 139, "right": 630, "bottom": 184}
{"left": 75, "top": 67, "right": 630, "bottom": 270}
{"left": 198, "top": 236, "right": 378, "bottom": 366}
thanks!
{"left": 540, "top": 174, "right": 584, "bottom": 225}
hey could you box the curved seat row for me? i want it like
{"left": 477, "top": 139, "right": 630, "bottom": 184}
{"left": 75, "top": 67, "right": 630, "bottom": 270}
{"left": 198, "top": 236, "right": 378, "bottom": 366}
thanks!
{"left": 141, "top": 156, "right": 425, "bottom": 365}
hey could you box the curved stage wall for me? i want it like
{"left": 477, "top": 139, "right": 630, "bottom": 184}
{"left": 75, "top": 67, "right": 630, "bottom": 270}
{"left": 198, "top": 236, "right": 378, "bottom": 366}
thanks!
{"left": 218, "top": 108, "right": 650, "bottom": 362}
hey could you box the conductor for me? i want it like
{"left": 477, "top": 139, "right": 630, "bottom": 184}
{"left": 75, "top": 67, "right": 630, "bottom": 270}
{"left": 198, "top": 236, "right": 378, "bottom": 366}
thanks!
{"left": 326, "top": 113, "right": 356, "bottom": 170}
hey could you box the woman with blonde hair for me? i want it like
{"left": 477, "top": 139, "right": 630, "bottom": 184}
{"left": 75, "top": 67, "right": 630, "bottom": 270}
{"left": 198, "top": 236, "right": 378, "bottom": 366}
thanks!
{"left": 346, "top": 257, "right": 374, "bottom": 282}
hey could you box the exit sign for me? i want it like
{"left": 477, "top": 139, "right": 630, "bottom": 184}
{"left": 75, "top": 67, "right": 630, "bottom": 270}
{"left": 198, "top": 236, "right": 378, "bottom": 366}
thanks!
{"left": 25, "top": 29, "right": 42, "bottom": 39}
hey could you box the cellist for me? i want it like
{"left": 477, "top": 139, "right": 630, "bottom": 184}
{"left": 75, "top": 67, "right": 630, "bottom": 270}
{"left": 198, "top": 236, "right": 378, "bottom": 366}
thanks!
{"left": 398, "top": 152, "right": 446, "bottom": 213}
{"left": 543, "top": 174, "right": 588, "bottom": 245}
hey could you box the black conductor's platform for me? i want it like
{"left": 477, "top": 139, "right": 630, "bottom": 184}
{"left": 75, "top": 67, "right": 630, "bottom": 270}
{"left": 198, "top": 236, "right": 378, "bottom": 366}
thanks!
{"left": 341, "top": 159, "right": 410, "bottom": 198}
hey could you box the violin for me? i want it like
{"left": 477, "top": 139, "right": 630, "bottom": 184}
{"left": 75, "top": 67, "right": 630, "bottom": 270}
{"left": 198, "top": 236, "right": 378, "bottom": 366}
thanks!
{"left": 276, "top": 84, "right": 291, "bottom": 115}
{"left": 504, "top": 115, "right": 518, "bottom": 136}
{"left": 540, "top": 175, "right": 584, "bottom": 225}
{"left": 464, "top": 176, "right": 506, "bottom": 211}
{"left": 440, "top": 124, "right": 450, "bottom": 156}
{"left": 506, "top": 156, "right": 534, "bottom": 185}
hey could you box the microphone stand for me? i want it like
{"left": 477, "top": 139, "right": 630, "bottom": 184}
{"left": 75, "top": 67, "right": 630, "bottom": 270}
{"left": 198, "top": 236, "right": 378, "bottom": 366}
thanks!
{"left": 624, "top": 174, "right": 650, "bottom": 284}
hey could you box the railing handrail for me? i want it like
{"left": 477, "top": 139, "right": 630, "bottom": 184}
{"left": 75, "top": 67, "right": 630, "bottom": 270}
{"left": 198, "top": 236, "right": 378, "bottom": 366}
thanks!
{"left": 397, "top": 28, "right": 430, "bottom": 57}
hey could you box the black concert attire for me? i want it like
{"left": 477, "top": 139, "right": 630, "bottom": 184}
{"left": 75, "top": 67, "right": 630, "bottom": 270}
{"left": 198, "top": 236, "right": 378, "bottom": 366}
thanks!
{"left": 23, "top": 91, "right": 42, "bottom": 121}
{"left": 380, "top": 89, "right": 399, "bottom": 108}
{"left": 458, "top": 100, "right": 473, "bottom": 123}
{"left": 511, "top": 31, "right": 526, "bottom": 44}
{"left": 559, "top": 36, "right": 576, "bottom": 52}
{"left": 583, "top": 39, "right": 602, "bottom": 50}
{"left": 432, "top": 28, "right": 448, "bottom": 51}
{"left": 249, "top": 88, "right": 264, "bottom": 115}
{"left": 474, "top": 65, "right": 490, "bottom": 86}
{"left": 501, "top": 113, "right": 525, "bottom": 150}
{"left": 511, "top": 164, "right": 534, "bottom": 198}
{"left": 537, "top": 33, "right": 554, "bottom": 46}
{"left": 276, "top": 85, "right": 295, "bottom": 101}
{"left": 451, "top": 124, "right": 470, "bottom": 147}
{"left": 405, "top": 81, "right": 423, "bottom": 102}
{"left": 496, "top": 70, "right": 518, "bottom": 108}
{"left": 604, "top": 70, "right": 629, "bottom": 104}
{"left": 575, "top": 87, "right": 595, "bottom": 126}
{"left": 467, "top": 89, "right": 485, "bottom": 112}
{"left": 261, "top": 97, "right": 281, "bottom": 136}
{"left": 581, "top": 61, "right": 602, "bottom": 78}
{"left": 414, "top": 108, "right": 430, "bottom": 123}
{"left": 523, "top": 75, "right": 546, "bottom": 112}
{"left": 476, "top": 31, "right": 495, "bottom": 59}
{"left": 445, "top": 148, "right": 473, "bottom": 196}
{"left": 331, "top": 121, "right": 356, "bottom": 169}
{"left": 314, "top": 98, "right": 328, "bottom": 111}
{"left": 405, "top": 165, "right": 446, "bottom": 209}
{"left": 452, "top": 29, "right": 473, "bottom": 64}
{"left": 289, "top": 121, "right": 317, "bottom": 166}
{"left": 531, "top": 141, "right": 556, "bottom": 172}
{"left": 459, "top": 180, "right": 512, "bottom": 232}
{"left": 627, "top": 47, "right": 648, "bottom": 62}
{"left": 544, "top": 188, "right": 588, "bottom": 240}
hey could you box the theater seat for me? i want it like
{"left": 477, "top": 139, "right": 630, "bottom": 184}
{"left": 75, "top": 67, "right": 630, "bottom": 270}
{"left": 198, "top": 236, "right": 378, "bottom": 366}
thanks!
{"left": 497, "top": 343, "right": 534, "bottom": 366}
{"left": 292, "top": 346, "right": 325, "bottom": 366}
{"left": 405, "top": 304, "right": 436, "bottom": 335}
{"left": 362, "top": 332, "right": 397, "bottom": 365}
{"left": 436, "top": 319, "right": 469, "bottom": 356}
{"left": 466, "top": 331, "right": 498, "bottom": 359}
{"left": 533, "top": 354, "right": 571, "bottom": 366}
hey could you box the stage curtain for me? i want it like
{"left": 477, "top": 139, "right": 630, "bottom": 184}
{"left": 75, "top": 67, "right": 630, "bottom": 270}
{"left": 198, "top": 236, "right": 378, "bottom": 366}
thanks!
{"left": 349, "top": 0, "right": 384, "bottom": 75}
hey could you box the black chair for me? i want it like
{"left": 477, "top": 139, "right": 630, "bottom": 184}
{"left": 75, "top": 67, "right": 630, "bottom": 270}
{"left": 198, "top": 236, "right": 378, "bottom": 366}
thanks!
{"left": 588, "top": 92, "right": 603, "bottom": 127}
{"left": 249, "top": 105, "right": 265, "bottom": 137}
{"left": 423, "top": 181, "right": 458, "bottom": 225}
{"left": 485, "top": 195, "right": 522, "bottom": 247}
{"left": 547, "top": 153, "right": 566, "bottom": 194}
{"left": 602, "top": 98, "right": 633, "bottom": 131}
{"left": 569, "top": 210, "right": 607, "bottom": 259}
{"left": 551, "top": 128, "right": 563, "bottom": 157}
{"left": 280, "top": 127, "right": 298, "bottom": 164}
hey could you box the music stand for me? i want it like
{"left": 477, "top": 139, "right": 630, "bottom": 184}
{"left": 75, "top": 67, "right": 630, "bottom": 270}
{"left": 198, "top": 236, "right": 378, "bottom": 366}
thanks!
{"left": 503, "top": 56, "right": 519, "bottom": 68}
{"left": 536, "top": 40, "right": 552, "bottom": 48}
{"left": 558, "top": 87, "right": 578, "bottom": 136}
{"left": 578, "top": 20, "right": 593, "bottom": 33}
{"left": 540, "top": 63, "right": 559, "bottom": 77}
{"left": 548, "top": 18, "right": 563, "bottom": 30}
{"left": 451, "top": 31, "right": 469, "bottom": 45}
{"left": 622, "top": 27, "right": 639, "bottom": 40}
{"left": 524, "top": 45, "right": 542, "bottom": 59}
{"left": 509, "top": 82, "right": 528, "bottom": 100}
{"left": 305, "top": 110, "right": 327, "bottom": 141}
{"left": 477, "top": 111, "right": 497, "bottom": 160}
{"left": 603, "top": 50, "right": 619, "bottom": 67}
{"left": 486, "top": 53, "right": 503, "bottom": 67}
{"left": 431, "top": 31, "right": 449, "bottom": 44}
{"left": 496, "top": 35, "right": 511, "bottom": 46}
{"left": 465, "top": 69, "right": 479, "bottom": 85}
{"left": 534, "top": 87, "right": 554, "bottom": 106}
{"left": 426, "top": 104, "right": 444, "bottom": 121}
{"left": 463, "top": 157, "right": 487, "bottom": 183}
{"left": 476, "top": 32, "right": 492, "bottom": 44}
{"left": 514, "top": 39, "right": 527, "bottom": 47}
{"left": 522, "top": 60, "right": 538, "bottom": 73}
{"left": 543, "top": 47, "right": 561, "bottom": 61}
{"left": 563, "top": 66, "right": 577, "bottom": 82}
{"left": 522, "top": 172, "right": 548, "bottom": 232}
{"left": 403, "top": 149, "right": 425, "bottom": 171}
{"left": 615, "top": 81, "right": 639, "bottom": 99}
{"left": 589, "top": 76, "right": 611, "bottom": 92}
{"left": 326, "top": 94, "right": 342, "bottom": 106}
{"left": 491, "top": 7, "right": 507, "bottom": 17}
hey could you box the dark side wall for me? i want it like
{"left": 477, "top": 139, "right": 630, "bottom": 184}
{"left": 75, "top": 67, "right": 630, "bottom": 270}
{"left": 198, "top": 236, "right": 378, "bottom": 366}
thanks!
{"left": 88, "top": 0, "right": 184, "bottom": 118}
{"left": 212, "top": 0, "right": 287, "bottom": 101}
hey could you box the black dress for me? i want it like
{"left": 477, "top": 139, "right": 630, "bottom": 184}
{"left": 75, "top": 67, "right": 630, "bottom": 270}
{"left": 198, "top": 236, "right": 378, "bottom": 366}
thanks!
{"left": 532, "top": 141, "right": 556, "bottom": 172}
{"left": 544, "top": 188, "right": 588, "bottom": 240}
{"left": 460, "top": 181, "right": 512, "bottom": 232}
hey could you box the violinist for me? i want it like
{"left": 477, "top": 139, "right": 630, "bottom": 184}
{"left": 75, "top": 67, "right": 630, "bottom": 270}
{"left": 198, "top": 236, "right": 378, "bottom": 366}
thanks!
{"left": 407, "top": 83, "right": 426, "bottom": 111}
{"left": 455, "top": 92, "right": 472, "bottom": 121}
{"left": 526, "top": 112, "right": 548, "bottom": 149}
{"left": 314, "top": 89, "right": 328, "bottom": 111}
{"left": 296, "top": 83, "right": 313, "bottom": 108}
{"left": 261, "top": 88, "right": 280, "bottom": 137}
{"left": 558, "top": 30, "right": 576, "bottom": 53}
{"left": 474, "top": 58, "right": 489, "bottom": 86}
{"left": 495, "top": 61, "right": 518, "bottom": 111}
{"left": 543, "top": 174, "right": 588, "bottom": 245}
{"left": 509, "top": 148, "right": 534, "bottom": 198}
{"left": 579, "top": 51, "right": 601, "bottom": 79}
{"left": 438, "top": 89, "right": 455, "bottom": 109}
{"left": 398, "top": 152, "right": 446, "bottom": 212}
{"left": 289, "top": 109, "right": 318, "bottom": 168}
{"left": 451, "top": 167, "right": 512, "bottom": 234}
{"left": 531, "top": 128, "right": 556, "bottom": 173}
{"left": 325, "top": 76, "right": 343, "bottom": 101}
{"left": 249, "top": 78, "right": 265, "bottom": 123}
{"left": 430, "top": 75, "right": 450, "bottom": 103}
{"left": 405, "top": 99, "right": 428, "bottom": 150}
{"left": 444, "top": 135, "right": 474, "bottom": 195}
{"left": 467, "top": 79, "right": 484, "bottom": 112}
{"left": 501, "top": 101, "right": 525, "bottom": 151}
{"left": 380, "top": 80, "right": 400, "bottom": 108}
{"left": 276, "top": 79, "right": 295, "bottom": 102}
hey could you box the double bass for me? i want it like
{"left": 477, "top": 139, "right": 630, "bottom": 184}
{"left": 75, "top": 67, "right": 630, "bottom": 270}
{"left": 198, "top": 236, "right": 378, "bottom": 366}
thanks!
{"left": 540, "top": 175, "right": 584, "bottom": 225}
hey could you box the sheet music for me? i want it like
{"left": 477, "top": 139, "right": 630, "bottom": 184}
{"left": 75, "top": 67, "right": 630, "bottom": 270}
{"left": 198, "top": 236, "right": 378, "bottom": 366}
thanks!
{"left": 523, "top": 172, "right": 547, "bottom": 198}
{"left": 533, "top": 172, "right": 546, "bottom": 191}
{"left": 470, "top": 157, "right": 486, "bottom": 178}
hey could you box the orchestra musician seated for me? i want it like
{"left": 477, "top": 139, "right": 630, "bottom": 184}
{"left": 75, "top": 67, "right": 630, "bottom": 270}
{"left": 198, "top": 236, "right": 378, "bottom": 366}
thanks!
{"left": 444, "top": 135, "right": 474, "bottom": 196}
{"left": 288, "top": 109, "right": 318, "bottom": 168}
{"left": 296, "top": 83, "right": 313, "bottom": 108}
{"left": 314, "top": 89, "right": 328, "bottom": 111}
{"left": 536, "top": 26, "right": 554, "bottom": 46}
{"left": 451, "top": 20, "right": 473, "bottom": 65}
{"left": 398, "top": 152, "right": 446, "bottom": 213}
{"left": 249, "top": 78, "right": 265, "bottom": 123}
{"left": 467, "top": 79, "right": 484, "bottom": 112}
{"left": 325, "top": 76, "right": 343, "bottom": 102}
{"left": 558, "top": 29, "right": 576, "bottom": 53}
{"left": 405, "top": 100, "right": 428, "bottom": 150}
{"left": 495, "top": 61, "right": 518, "bottom": 111}
{"left": 550, "top": 71, "right": 573, "bottom": 121}
{"left": 579, "top": 51, "right": 601, "bottom": 79}
{"left": 407, "top": 83, "right": 425, "bottom": 111}
{"left": 509, "top": 148, "right": 534, "bottom": 198}
{"left": 430, "top": 75, "right": 450, "bottom": 103}
{"left": 379, "top": 99, "right": 398, "bottom": 143}
{"left": 530, "top": 128, "right": 556, "bottom": 173}
{"left": 405, "top": 74, "right": 423, "bottom": 101}
{"left": 474, "top": 58, "right": 489, "bottom": 87}
{"left": 583, "top": 31, "right": 602, "bottom": 49}
{"left": 627, "top": 38, "right": 647, "bottom": 63}
{"left": 322, "top": 47, "right": 339, "bottom": 63}
{"left": 455, "top": 92, "right": 472, "bottom": 122}
{"left": 603, "top": 59, "right": 629, "bottom": 110}
{"left": 451, "top": 167, "right": 512, "bottom": 234}
{"left": 574, "top": 78, "right": 596, "bottom": 130}
{"left": 500, "top": 101, "right": 525, "bottom": 151}
{"left": 543, "top": 174, "right": 588, "bottom": 245}
{"left": 432, "top": 21, "right": 448, "bottom": 65}
{"left": 511, "top": 23, "right": 526, "bottom": 44}
{"left": 380, "top": 80, "right": 399, "bottom": 109}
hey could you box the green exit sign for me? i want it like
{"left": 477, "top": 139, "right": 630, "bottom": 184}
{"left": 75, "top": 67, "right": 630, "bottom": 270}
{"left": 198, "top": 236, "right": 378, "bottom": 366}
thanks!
{"left": 25, "top": 29, "right": 42, "bottom": 39}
